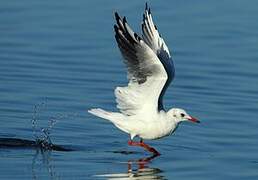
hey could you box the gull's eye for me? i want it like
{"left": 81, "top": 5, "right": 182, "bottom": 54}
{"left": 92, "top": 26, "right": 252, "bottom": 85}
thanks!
{"left": 180, "top": 113, "right": 185, "bottom": 117}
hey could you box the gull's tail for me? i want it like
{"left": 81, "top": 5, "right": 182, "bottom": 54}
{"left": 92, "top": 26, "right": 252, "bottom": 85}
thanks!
{"left": 88, "top": 108, "right": 114, "bottom": 121}
{"left": 88, "top": 108, "right": 129, "bottom": 134}
{"left": 88, "top": 108, "right": 125, "bottom": 122}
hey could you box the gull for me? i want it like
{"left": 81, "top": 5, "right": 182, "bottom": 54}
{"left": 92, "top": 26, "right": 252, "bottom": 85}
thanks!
{"left": 88, "top": 3, "right": 200, "bottom": 155}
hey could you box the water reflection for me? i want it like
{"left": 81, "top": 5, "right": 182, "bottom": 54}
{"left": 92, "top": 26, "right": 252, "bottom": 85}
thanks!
{"left": 96, "top": 154, "right": 166, "bottom": 179}
{"left": 31, "top": 149, "right": 60, "bottom": 180}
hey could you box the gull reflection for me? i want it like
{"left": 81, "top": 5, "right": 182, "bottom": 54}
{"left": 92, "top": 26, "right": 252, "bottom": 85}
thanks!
{"left": 96, "top": 154, "right": 165, "bottom": 179}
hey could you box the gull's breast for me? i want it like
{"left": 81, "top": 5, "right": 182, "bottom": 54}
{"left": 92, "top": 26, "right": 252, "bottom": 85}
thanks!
{"left": 137, "top": 120, "right": 176, "bottom": 140}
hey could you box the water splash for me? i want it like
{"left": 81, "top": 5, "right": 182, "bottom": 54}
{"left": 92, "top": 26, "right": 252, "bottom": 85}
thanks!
{"left": 0, "top": 99, "right": 76, "bottom": 151}
{"left": 31, "top": 99, "right": 77, "bottom": 151}
{"left": 32, "top": 98, "right": 48, "bottom": 141}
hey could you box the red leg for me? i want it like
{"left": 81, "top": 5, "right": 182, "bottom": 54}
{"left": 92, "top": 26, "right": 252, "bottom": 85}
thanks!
{"left": 127, "top": 162, "right": 132, "bottom": 172}
{"left": 128, "top": 140, "right": 160, "bottom": 155}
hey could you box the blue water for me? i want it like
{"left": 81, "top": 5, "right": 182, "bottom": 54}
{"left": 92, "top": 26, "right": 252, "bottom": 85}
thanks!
{"left": 1, "top": 0, "right": 258, "bottom": 179}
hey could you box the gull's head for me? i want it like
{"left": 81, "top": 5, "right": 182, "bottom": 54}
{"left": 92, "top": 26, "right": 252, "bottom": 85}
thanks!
{"left": 168, "top": 108, "right": 200, "bottom": 124}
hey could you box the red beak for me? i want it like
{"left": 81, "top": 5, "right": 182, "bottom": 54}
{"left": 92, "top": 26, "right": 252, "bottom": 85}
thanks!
{"left": 187, "top": 116, "right": 200, "bottom": 123}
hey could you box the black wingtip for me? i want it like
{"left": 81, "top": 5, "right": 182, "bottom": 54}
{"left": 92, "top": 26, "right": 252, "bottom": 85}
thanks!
{"left": 134, "top": 32, "right": 142, "bottom": 41}
{"left": 145, "top": 2, "right": 151, "bottom": 14}
{"left": 114, "top": 24, "right": 118, "bottom": 32}
{"left": 123, "top": 16, "right": 127, "bottom": 24}
{"left": 134, "top": 33, "right": 138, "bottom": 39}
{"left": 114, "top": 12, "right": 120, "bottom": 21}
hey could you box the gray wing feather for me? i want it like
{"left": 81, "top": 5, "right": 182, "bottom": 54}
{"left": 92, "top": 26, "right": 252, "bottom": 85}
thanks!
{"left": 113, "top": 4, "right": 174, "bottom": 114}
{"left": 142, "top": 3, "right": 175, "bottom": 110}
{"left": 114, "top": 12, "right": 156, "bottom": 84}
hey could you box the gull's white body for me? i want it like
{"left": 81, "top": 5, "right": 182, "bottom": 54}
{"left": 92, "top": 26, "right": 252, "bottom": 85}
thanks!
{"left": 88, "top": 4, "right": 198, "bottom": 144}
{"left": 89, "top": 108, "right": 178, "bottom": 140}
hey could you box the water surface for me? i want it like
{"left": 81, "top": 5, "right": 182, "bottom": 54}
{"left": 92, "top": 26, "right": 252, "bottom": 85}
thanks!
{"left": 1, "top": 0, "right": 258, "bottom": 179}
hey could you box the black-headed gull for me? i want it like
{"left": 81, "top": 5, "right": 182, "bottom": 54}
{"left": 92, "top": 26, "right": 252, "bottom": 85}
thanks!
{"left": 88, "top": 3, "right": 200, "bottom": 155}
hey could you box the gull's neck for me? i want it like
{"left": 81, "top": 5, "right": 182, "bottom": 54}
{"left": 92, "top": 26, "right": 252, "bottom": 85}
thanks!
{"left": 158, "top": 110, "right": 175, "bottom": 124}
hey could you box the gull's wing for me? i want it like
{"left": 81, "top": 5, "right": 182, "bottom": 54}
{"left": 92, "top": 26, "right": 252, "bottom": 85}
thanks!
{"left": 142, "top": 3, "right": 175, "bottom": 110}
{"left": 114, "top": 9, "right": 174, "bottom": 116}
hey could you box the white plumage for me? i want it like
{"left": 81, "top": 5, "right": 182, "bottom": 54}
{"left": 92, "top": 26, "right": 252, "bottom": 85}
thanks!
{"left": 88, "top": 3, "right": 199, "bottom": 154}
